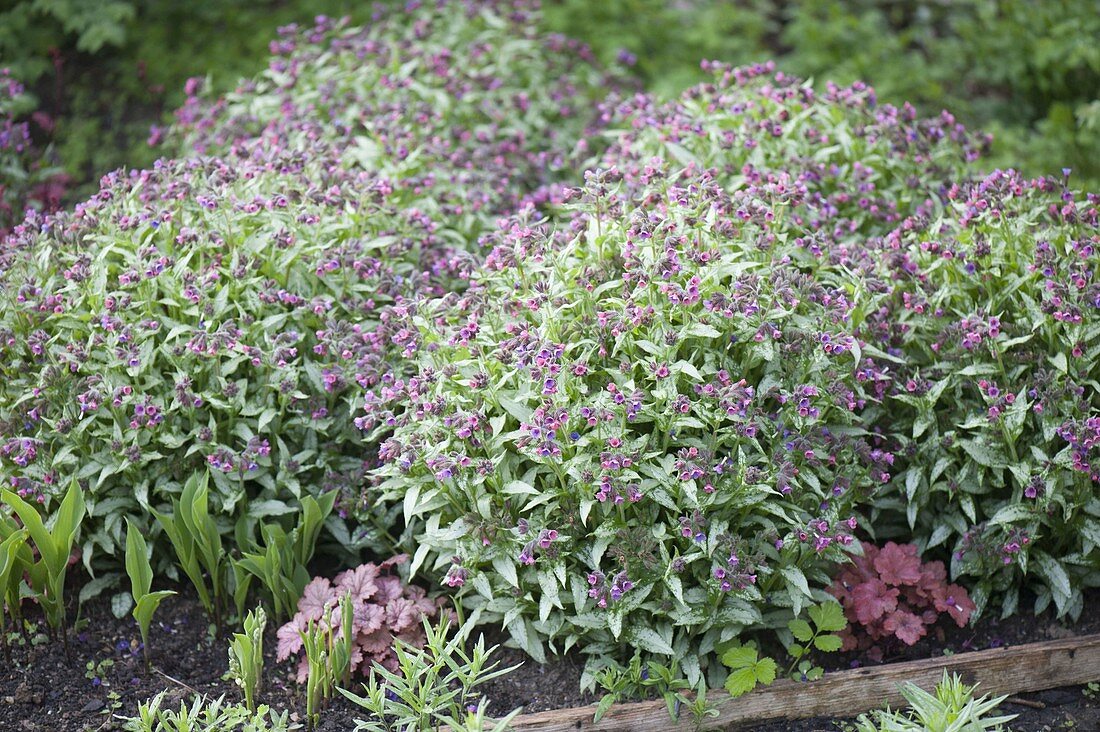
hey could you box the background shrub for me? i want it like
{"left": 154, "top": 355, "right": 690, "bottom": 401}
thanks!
{"left": 0, "top": 70, "right": 66, "bottom": 236}
{"left": 0, "top": 0, "right": 377, "bottom": 201}
{"left": 544, "top": 0, "right": 1100, "bottom": 188}
{"left": 168, "top": 1, "right": 621, "bottom": 237}
{"left": 4, "top": 0, "right": 1098, "bottom": 206}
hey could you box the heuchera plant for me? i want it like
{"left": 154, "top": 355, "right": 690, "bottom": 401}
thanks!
{"left": 276, "top": 557, "right": 443, "bottom": 680}
{"left": 0, "top": 0, "right": 615, "bottom": 572}
{"left": 829, "top": 542, "right": 975, "bottom": 660}
{"left": 361, "top": 63, "right": 988, "bottom": 683}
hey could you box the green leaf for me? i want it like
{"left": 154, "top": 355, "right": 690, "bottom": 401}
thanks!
{"left": 685, "top": 322, "right": 721, "bottom": 339}
{"left": 594, "top": 694, "right": 616, "bottom": 722}
{"left": 724, "top": 667, "right": 758, "bottom": 697}
{"left": 788, "top": 618, "right": 813, "bottom": 643}
{"left": 134, "top": 590, "right": 176, "bottom": 639}
{"left": 78, "top": 571, "right": 118, "bottom": 605}
{"left": 125, "top": 518, "right": 153, "bottom": 600}
{"left": 781, "top": 566, "right": 812, "bottom": 598}
{"left": 502, "top": 480, "right": 538, "bottom": 496}
{"left": 111, "top": 592, "right": 134, "bottom": 619}
{"left": 1033, "top": 552, "right": 1072, "bottom": 616}
{"left": 989, "top": 504, "right": 1033, "bottom": 527}
{"left": 2, "top": 489, "right": 59, "bottom": 572}
{"left": 958, "top": 439, "right": 1006, "bottom": 468}
{"left": 628, "top": 627, "right": 674, "bottom": 656}
{"left": 492, "top": 555, "right": 519, "bottom": 588}
{"left": 808, "top": 601, "right": 847, "bottom": 632}
{"left": 719, "top": 645, "right": 757, "bottom": 670}
{"left": 813, "top": 634, "right": 843, "bottom": 653}
{"left": 914, "top": 409, "right": 935, "bottom": 438}
{"left": 1081, "top": 519, "right": 1100, "bottom": 551}
{"left": 905, "top": 469, "right": 921, "bottom": 501}
{"left": 0, "top": 529, "right": 28, "bottom": 605}
{"left": 754, "top": 657, "right": 777, "bottom": 686}
{"left": 498, "top": 395, "right": 532, "bottom": 422}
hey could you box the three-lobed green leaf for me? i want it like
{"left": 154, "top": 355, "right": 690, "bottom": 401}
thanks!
{"left": 720, "top": 645, "right": 778, "bottom": 697}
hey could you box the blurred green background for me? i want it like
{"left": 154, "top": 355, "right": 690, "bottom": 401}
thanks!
{"left": 2, "top": 0, "right": 1099, "bottom": 207}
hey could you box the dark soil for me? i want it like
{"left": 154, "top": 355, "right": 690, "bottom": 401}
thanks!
{"left": 741, "top": 683, "right": 1100, "bottom": 732}
{"left": 0, "top": 587, "right": 361, "bottom": 731}
{"left": 477, "top": 643, "right": 598, "bottom": 715}
{"left": 2, "top": 588, "right": 1098, "bottom": 731}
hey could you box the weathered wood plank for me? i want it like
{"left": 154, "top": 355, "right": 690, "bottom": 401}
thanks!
{"left": 507, "top": 633, "right": 1100, "bottom": 731}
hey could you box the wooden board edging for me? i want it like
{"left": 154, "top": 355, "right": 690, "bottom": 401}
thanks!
{"left": 504, "top": 633, "right": 1100, "bottom": 731}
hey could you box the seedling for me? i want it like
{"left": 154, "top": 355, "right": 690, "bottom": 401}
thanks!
{"left": 1, "top": 479, "right": 85, "bottom": 651}
{"left": 125, "top": 518, "right": 177, "bottom": 672}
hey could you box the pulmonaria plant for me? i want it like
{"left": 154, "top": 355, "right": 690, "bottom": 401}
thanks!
{"left": 362, "top": 63, "right": 988, "bottom": 684}
{"left": 169, "top": 0, "right": 624, "bottom": 229}
{"left": 829, "top": 542, "right": 975, "bottom": 660}
{"left": 0, "top": 153, "right": 425, "bottom": 569}
{"left": 0, "top": 0, "right": 617, "bottom": 572}
{"left": 276, "top": 557, "right": 443, "bottom": 680}
{"left": 868, "top": 169, "right": 1100, "bottom": 620}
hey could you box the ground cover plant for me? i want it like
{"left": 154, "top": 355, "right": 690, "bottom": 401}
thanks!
{"left": 4, "top": 0, "right": 1099, "bottom": 217}
{"left": 275, "top": 556, "right": 443, "bottom": 681}
{"left": 339, "top": 615, "right": 522, "bottom": 732}
{"left": 0, "top": 0, "right": 385, "bottom": 204}
{"left": 122, "top": 691, "right": 294, "bottom": 732}
{"left": 0, "top": 0, "right": 617, "bottom": 595}
{"left": 168, "top": 0, "right": 622, "bottom": 231}
{"left": 544, "top": 0, "right": 1100, "bottom": 189}
{"left": 1, "top": 478, "right": 84, "bottom": 647}
{"left": 853, "top": 671, "right": 1016, "bottom": 732}
{"left": 863, "top": 168, "right": 1100, "bottom": 620}
{"left": 360, "top": 62, "right": 996, "bottom": 684}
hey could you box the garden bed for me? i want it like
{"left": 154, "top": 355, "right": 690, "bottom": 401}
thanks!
{"left": 5, "top": 587, "right": 1094, "bottom": 731}
{"left": 2, "top": 4, "right": 1100, "bottom": 732}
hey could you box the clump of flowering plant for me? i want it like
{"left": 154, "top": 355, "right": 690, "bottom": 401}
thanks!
{"left": 866, "top": 169, "right": 1100, "bottom": 620}
{"left": 170, "top": 0, "right": 623, "bottom": 230}
{"left": 590, "top": 61, "right": 1099, "bottom": 624}
{"left": 276, "top": 557, "right": 443, "bottom": 680}
{"left": 0, "top": 0, "right": 616, "bottom": 572}
{"left": 361, "top": 63, "right": 990, "bottom": 683}
{"left": 0, "top": 152, "right": 439, "bottom": 568}
{"left": 828, "top": 542, "right": 974, "bottom": 660}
